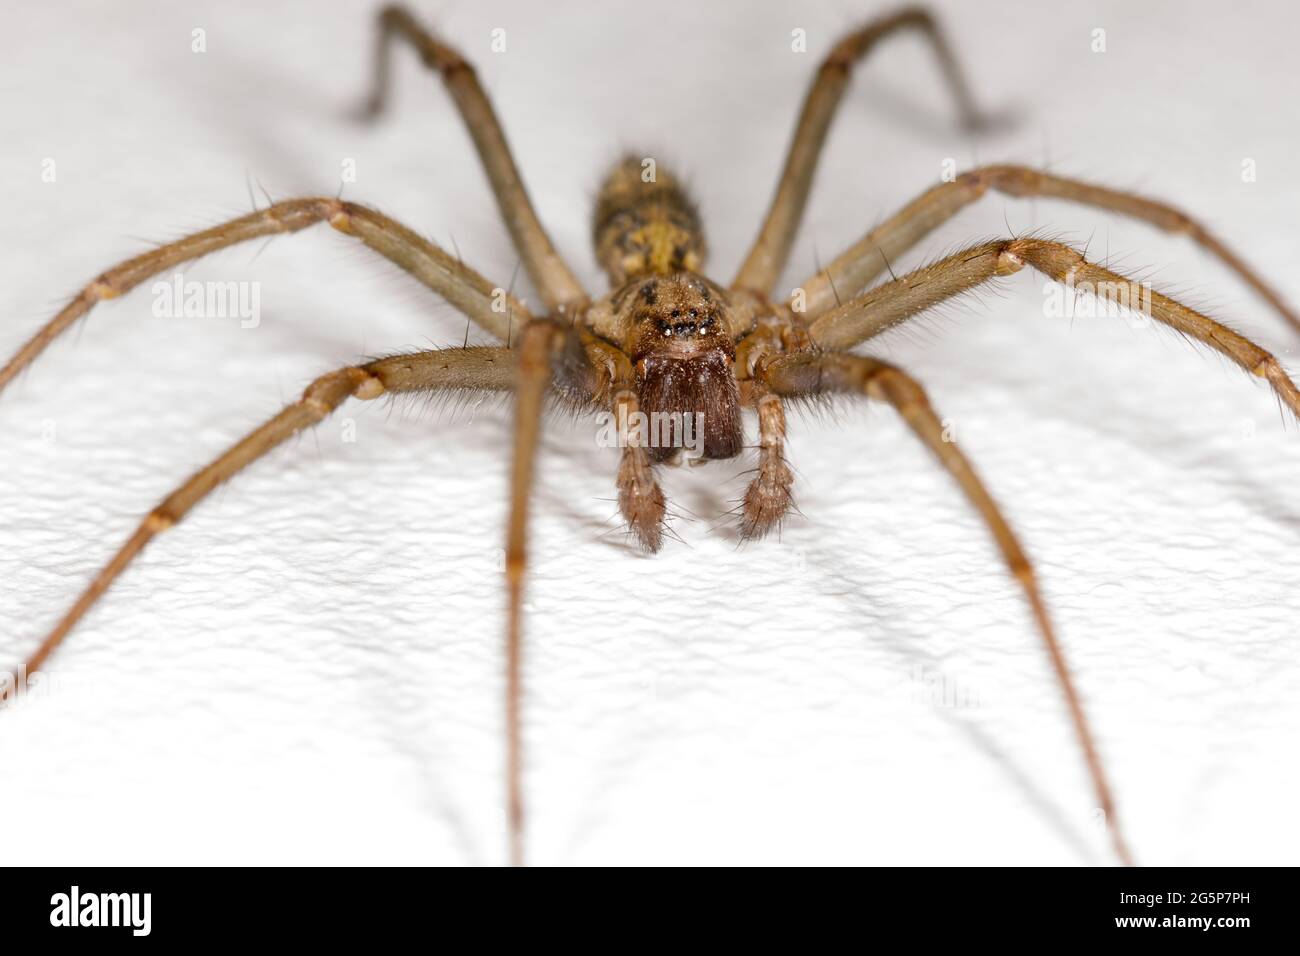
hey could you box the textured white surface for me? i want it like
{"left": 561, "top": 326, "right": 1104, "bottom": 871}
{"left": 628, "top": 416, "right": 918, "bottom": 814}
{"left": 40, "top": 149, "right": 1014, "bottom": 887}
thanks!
{"left": 1, "top": 0, "right": 1298, "bottom": 866}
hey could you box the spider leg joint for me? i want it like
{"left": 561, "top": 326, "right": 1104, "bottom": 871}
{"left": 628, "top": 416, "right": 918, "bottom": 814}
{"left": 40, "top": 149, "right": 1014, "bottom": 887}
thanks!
{"left": 354, "top": 372, "right": 386, "bottom": 400}
{"left": 320, "top": 199, "right": 355, "bottom": 234}
{"left": 144, "top": 508, "right": 177, "bottom": 533}
{"left": 996, "top": 244, "right": 1027, "bottom": 276}
{"left": 88, "top": 278, "right": 121, "bottom": 301}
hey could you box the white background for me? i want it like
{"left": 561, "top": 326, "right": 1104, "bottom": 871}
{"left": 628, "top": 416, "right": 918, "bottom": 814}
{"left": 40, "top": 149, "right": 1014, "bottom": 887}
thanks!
{"left": 1, "top": 0, "right": 1297, "bottom": 865}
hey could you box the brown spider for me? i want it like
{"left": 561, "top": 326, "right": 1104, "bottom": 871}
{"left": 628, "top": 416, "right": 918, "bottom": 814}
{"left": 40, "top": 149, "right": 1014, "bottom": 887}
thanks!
{"left": 4, "top": 6, "right": 1299, "bottom": 867}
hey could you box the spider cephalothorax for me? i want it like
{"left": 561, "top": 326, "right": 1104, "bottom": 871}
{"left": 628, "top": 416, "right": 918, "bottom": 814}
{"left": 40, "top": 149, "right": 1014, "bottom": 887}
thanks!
{"left": 617, "top": 270, "right": 743, "bottom": 464}
{"left": 6, "top": 4, "right": 1299, "bottom": 868}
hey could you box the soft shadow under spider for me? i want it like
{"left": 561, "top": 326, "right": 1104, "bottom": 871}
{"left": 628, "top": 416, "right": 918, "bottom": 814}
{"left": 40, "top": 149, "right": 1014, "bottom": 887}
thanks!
{"left": 364, "top": 663, "right": 484, "bottom": 865}
{"left": 1037, "top": 369, "right": 1300, "bottom": 532}
{"left": 666, "top": 470, "right": 741, "bottom": 542}
{"left": 808, "top": 552, "right": 1101, "bottom": 863}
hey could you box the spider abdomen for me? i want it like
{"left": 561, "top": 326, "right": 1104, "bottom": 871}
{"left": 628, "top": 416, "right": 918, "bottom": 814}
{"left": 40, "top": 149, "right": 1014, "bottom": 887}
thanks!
{"left": 593, "top": 156, "right": 706, "bottom": 283}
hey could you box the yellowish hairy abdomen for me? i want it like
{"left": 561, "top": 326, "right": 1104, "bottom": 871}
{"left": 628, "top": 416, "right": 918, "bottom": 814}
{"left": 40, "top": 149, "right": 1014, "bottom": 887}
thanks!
{"left": 593, "top": 156, "right": 705, "bottom": 284}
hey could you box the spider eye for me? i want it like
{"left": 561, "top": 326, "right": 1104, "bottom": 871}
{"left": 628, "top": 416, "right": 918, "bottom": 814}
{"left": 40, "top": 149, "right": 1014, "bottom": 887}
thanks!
{"left": 671, "top": 309, "right": 681, "bottom": 318}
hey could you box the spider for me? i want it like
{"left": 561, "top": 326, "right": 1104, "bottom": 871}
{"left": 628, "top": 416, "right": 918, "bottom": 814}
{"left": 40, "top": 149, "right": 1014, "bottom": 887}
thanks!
{"left": 3, "top": 5, "right": 1298, "bottom": 867}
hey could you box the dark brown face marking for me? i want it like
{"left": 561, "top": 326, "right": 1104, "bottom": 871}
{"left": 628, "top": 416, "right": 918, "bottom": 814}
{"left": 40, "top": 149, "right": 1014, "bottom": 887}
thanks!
{"left": 637, "top": 351, "right": 743, "bottom": 462}
{"left": 641, "top": 281, "right": 657, "bottom": 305}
